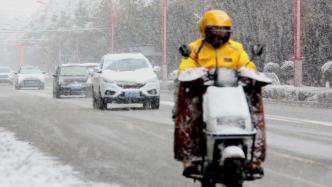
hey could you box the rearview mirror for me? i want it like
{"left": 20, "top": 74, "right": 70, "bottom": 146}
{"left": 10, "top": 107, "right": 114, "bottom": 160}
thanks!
{"left": 179, "top": 44, "right": 191, "bottom": 58}
{"left": 87, "top": 69, "right": 94, "bottom": 75}
{"left": 251, "top": 44, "right": 264, "bottom": 57}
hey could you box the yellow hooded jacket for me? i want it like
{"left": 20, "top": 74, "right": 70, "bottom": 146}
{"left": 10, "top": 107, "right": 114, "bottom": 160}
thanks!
{"left": 178, "top": 10, "right": 256, "bottom": 73}
{"left": 179, "top": 38, "right": 256, "bottom": 73}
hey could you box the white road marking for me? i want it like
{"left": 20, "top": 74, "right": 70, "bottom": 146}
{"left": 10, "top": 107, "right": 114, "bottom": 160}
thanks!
{"left": 269, "top": 151, "right": 317, "bottom": 165}
{"left": 265, "top": 167, "right": 329, "bottom": 187}
{"left": 160, "top": 100, "right": 174, "bottom": 106}
{"left": 266, "top": 114, "right": 332, "bottom": 127}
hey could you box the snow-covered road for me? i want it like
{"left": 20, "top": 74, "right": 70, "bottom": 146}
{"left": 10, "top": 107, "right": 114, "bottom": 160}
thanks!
{"left": 0, "top": 85, "right": 331, "bottom": 187}
{"left": 0, "top": 128, "right": 118, "bottom": 187}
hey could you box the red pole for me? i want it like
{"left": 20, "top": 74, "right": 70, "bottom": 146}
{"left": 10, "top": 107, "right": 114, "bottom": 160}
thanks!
{"left": 20, "top": 48, "right": 25, "bottom": 65}
{"left": 16, "top": 42, "right": 25, "bottom": 65}
{"left": 293, "top": 0, "right": 303, "bottom": 86}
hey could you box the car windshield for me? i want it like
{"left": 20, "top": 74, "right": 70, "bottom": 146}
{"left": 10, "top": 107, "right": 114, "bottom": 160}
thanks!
{"left": 0, "top": 68, "right": 10, "bottom": 73}
{"left": 104, "top": 58, "right": 149, "bottom": 71}
{"left": 85, "top": 65, "right": 99, "bottom": 71}
{"left": 20, "top": 68, "right": 42, "bottom": 74}
{"left": 60, "top": 66, "right": 88, "bottom": 76}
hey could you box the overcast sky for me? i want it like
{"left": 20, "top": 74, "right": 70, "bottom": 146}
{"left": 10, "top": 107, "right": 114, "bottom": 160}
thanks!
{"left": 0, "top": 0, "right": 42, "bottom": 18}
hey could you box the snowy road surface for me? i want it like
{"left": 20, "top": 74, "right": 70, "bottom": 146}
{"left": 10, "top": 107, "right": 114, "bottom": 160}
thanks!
{"left": 0, "top": 85, "right": 331, "bottom": 187}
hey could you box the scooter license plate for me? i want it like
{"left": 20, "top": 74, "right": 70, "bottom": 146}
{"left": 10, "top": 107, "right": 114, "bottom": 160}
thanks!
{"left": 124, "top": 91, "right": 139, "bottom": 98}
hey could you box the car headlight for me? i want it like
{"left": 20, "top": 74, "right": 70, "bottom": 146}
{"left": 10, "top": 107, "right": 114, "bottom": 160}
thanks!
{"left": 103, "top": 78, "right": 115, "bottom": 83}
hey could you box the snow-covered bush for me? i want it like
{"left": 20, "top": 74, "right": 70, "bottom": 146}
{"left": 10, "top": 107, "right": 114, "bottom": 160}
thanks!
{"left": 263, "top": 85, "right": 332, "bottom": 105}
{"left": 280, "top": 61, "right": 294, "bottom": 85}
{"left": 161, "top": 81, "right": 332, "bottom": 106}
{"left": 263, "top": 62, "right": 280, "bottom": 75}
{"left": 321, "top": 61, "right": 332, "bottom": 87}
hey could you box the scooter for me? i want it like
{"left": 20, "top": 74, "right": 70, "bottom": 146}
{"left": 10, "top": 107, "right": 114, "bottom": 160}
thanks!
{"left": 177, "top": 44, "right": 271, "bottom": 187}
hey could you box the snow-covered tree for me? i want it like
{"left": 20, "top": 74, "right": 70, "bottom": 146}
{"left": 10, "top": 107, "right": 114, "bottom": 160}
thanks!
{"left": 263, "top": 62, "right": 281, "bottom": 75}
{"left": 280, "top": 61, "right": 294, "bottom": 85}
{"left": 321, "top": 61, "right": 332, "bottom": 87}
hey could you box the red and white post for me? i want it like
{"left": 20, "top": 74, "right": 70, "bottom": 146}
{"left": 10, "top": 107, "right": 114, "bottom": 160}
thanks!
{"left": 110, "top": 0, "right": 116, "bottom": 53}
{"left": 16, "top": 42, "right": 25, "bottom": 65}
{"left": 293, "top": 0, "right": 303, "bottom": 86}
{"left": 161, "top": 0, "right": 168, "bottom": 80}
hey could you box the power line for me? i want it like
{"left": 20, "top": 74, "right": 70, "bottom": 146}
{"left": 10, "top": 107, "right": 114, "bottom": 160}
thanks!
{"left": 0, "top": 27, "right": 109, "bottom": 33}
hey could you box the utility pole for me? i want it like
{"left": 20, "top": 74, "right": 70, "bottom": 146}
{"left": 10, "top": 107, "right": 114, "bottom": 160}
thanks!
{"left": 75, "top": 36, "right": 80, "bottom": 63}
{"left": 16, "top": 42, "right": 25, "bottom": 65}
{"left": 110, "top": 0, "right": 116, "bottom": 53}
{"left": 161, "top": 0, "right": 168, "bottom": 80}
{"left": 294, "top": 0, "right": 303, "bottom": 86}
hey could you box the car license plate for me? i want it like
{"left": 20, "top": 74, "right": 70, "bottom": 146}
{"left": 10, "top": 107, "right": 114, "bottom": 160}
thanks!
{"left": 70, "top": 84, "right": 82, "bottom": 90}
{"left": 124, "top": 91, "right": 139, "bottom": 98}
{"left": 25, "top": 80, "right": 38, "bottom": 85}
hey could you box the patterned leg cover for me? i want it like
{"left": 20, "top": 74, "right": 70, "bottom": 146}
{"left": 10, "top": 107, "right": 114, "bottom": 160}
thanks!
{"left": 173, "top": 79, "right": 206, "bottom": 162}
{"left": 244, "top": 85, "right": 266, "bottom": 162}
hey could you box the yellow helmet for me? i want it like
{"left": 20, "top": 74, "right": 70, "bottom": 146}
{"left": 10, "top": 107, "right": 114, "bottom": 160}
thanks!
{"left": 199, "top": 10, "right": 232, "bottom": 35}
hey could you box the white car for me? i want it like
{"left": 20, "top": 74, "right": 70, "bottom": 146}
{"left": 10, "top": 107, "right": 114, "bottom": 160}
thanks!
{"left": 0, "top": 66, "right": 14, "bottom": 85}
{"left": 14, "top": 66, "right": 45, "bottom": 90}
{"left": 92, "top": 53, "right": 160, "bottom": 110}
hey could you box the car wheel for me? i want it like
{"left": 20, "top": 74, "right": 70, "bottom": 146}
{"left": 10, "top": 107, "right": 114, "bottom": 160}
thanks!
{"left": 151, "top": 97, "right": 160, "bottom": 110}
{"left": 93, "top": 88, "right": 107, "bottom": 110}
{"left": 53, "top": 87, "right": 60, "bottom": 98}
{"left": 15, "top": 84, "right": 20, "bottom": 90}
{"left": 143, "top": 101, "right": 150, "bottom": 110}
{"left": 86, "top": 89, "right": 92, "bottom": 98}
{"left": 92, "top": 89, "right": 98, "bottom": 109}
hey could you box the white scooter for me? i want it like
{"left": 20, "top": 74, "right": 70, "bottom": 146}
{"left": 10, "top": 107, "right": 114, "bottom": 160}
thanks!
{"left": 178, "top": 66, "right": 271, "bottom": 187}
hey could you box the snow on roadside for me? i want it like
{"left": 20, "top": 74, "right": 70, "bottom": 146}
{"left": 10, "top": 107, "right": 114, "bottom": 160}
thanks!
{"left": 0, "top": 128, "right": 119, "bottom": 187}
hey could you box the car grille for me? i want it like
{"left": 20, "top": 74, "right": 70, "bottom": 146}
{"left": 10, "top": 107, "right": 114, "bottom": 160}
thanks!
{"left": 117, "top": 82, "right": 145, "bottom": 89}
{"left": 23, "top": 80, "right": 41, "bottom": 86}
{"left": 64, "top": 79, "right": 87, "bottom": 83}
